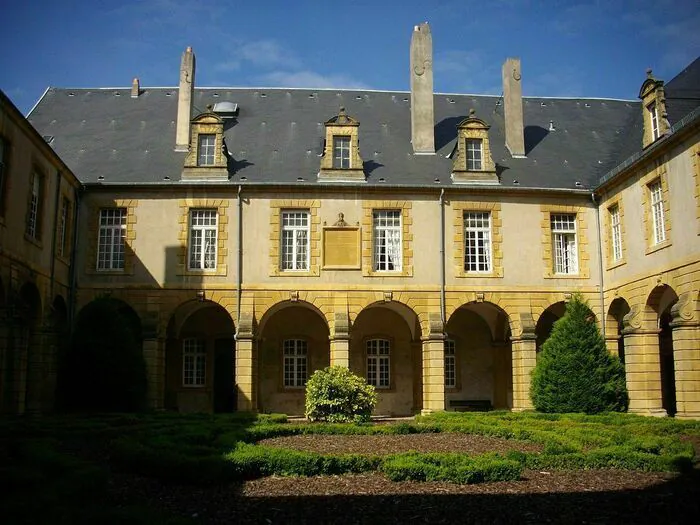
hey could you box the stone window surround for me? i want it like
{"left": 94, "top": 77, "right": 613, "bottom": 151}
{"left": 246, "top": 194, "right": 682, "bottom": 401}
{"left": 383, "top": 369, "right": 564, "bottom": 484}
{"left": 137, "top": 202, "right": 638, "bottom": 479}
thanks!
{"left": 318, "top": 108, "right": 365, "bottom": 181}
{"left": 25, "top": 168, "right": 46, "bottom": 245}
{"left": 85, "top": 198, "right": 137, "bottom": 275}
{"left": 453, "top": 201, "right": 503, "bottom": 278}
{"left": 57, "top": 193, "right": 73, "bottom": 262}
{"left": 177, "top": 199, "right": 228, "bottom": 276}
{"left": 640, "top": 165, "right": 672, "bottom": 255}
{"left": 281, "top": 209, "right": 311, "bottom": 271}
{"left": 639, "top": 72, "right": 668, "bottom": 149}
{"left": 540, "top": 204, "right": 590, "bottom": 279}
{"left": 605, "top": 197, "right": 627, "bottom": 270}
{"left": 361, "top": 200, "right": 413, "bottom": 277}
{"left": 187, "top": 208, "right": 219, "bottom": 271}
{"left": 451, "top": 110, "right": 498, "bottom": 184}
{"left": 269, "top": 199, "right": 321, "bottom": 277}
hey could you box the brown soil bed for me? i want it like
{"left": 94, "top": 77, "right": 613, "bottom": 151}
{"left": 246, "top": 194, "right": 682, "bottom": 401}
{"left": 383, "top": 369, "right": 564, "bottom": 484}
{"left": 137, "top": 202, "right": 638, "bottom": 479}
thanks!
{"left": 256, "top": 433, "right": 543, "bottom": 455}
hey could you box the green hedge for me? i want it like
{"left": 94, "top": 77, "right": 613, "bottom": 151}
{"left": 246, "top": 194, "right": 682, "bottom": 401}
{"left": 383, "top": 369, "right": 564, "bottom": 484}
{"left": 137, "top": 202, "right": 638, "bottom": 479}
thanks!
{"left": 382, "top": 452, "right": 522, "bottom": 484}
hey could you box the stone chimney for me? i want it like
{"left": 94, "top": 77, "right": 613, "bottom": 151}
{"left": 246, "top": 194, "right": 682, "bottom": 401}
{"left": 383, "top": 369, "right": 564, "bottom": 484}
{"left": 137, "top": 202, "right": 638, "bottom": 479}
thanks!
{"left": 175, "top": 46, "right": 196, "bottom": 152}
{"left": 410, "top": 22, "right": 435, "bottom": 154}
{"left": 131, "top": 77, "right": 140, "bottom": 98}
{"left": 502, "top": 57, "right": 525, "bottom": 158}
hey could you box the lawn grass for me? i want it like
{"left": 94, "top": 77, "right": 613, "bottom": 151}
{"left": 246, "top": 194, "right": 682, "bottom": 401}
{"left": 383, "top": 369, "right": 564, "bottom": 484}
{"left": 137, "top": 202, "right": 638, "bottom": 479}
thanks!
{"left": 2, "top": 410, "right": 699, "bottom": 522}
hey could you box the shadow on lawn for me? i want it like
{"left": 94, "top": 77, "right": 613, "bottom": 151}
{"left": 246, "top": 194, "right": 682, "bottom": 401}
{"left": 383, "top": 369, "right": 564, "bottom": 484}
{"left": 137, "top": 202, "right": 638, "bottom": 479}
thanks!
{"left": 231, "top": 469, "right": 700, "bottom": 524}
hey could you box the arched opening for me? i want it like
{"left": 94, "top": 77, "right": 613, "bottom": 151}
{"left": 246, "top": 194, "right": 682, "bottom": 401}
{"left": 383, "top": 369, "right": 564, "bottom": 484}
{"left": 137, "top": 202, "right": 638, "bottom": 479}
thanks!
{"left": 535, "top": 301, "right": 567, "bottom": 352}
{"left": 351, "top": 302, "right": 420, "bottom": 416}
{"left": 607, "top": 297, "right": 631, "bottom": 365}
{"left": 445, "top": 302, "right": 512, "bottom": 410}
{"left": 18, "top": 283, "right": 42, "bottom": 414}
{"left": 59, "top": 297, "right": 146, "bottom": 412}
{"left": 257, "top": 302, "right": 329, "bottom": 415}
{"left": 165, "top": 300, "right": 235, "bottom": 413}
{"left": 647, "top": 285, "right": 679, "bottom": 416}
{"left": 44, "top": 295, "right": 69, "bottom": 411}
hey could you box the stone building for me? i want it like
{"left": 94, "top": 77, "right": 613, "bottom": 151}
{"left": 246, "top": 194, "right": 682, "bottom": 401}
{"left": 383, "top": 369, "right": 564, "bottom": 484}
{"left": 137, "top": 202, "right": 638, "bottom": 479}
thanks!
{"left": 3, "top": 23, "right": 699, "bottom": 417}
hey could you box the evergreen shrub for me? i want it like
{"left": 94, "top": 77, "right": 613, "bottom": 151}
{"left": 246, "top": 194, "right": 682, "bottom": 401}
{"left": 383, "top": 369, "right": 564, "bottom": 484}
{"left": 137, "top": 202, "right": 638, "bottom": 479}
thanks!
{"left": 305, "top": 366, "right": 377, "bottom": 423}
{"left": 530, "top": 294, "right": 628, "bottom": 413}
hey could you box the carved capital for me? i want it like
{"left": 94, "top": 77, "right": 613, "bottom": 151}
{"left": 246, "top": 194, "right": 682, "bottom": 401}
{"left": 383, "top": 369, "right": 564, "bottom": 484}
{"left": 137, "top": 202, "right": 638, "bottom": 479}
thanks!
{"left": 333, "top": 311, "right": 350, "bottom": 340}
{"left": 621, "top": 305, "right": 643, "bottom": 334}
{"left": 670, "top": 292, "right": 699, "bottom": 328}
{"left": 426, "top": 312, "right": 444, "bottom": 340}
{"left": 236, "top": 311, "right": 255, "bottom": 339}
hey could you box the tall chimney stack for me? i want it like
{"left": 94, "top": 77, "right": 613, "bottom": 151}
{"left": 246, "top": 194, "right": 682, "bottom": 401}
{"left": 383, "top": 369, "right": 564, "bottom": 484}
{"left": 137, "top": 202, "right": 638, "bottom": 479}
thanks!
{"left": 410, "top": 22, "right": 435, "bottom": 154}
{"left": 131, "top": 77, "right": 140, "bottom": 98}
{"left": 502, "top": 57, "right": 525, "bottom": 158}
{"left": 175, "top": 46, "right": 195, "bottom": 152}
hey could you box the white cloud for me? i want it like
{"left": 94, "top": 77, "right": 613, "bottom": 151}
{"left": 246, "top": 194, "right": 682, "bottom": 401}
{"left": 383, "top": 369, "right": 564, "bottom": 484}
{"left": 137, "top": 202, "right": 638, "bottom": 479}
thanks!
{"left": 215, "top": 39, "right": 300, "bottom": 72}
{"left": 258, "top": 70, "right": 369, "bottom": 89}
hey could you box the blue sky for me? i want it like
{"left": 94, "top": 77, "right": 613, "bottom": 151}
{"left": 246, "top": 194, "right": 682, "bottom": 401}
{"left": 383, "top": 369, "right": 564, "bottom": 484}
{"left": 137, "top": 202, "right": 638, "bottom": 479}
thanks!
{"left": 1, "top": 0, "right": 698, "bottom": 115}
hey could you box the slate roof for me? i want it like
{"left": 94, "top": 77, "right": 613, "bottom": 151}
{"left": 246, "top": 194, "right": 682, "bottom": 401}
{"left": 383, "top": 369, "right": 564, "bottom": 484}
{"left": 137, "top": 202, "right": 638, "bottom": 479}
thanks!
{"left": 25, "top": 58, "right": 699, "bottom": 191}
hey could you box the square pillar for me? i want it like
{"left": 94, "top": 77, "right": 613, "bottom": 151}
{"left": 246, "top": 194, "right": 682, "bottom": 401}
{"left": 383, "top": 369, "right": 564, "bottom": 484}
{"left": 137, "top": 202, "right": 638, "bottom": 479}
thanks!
{"left": 330, "top": 338, "right": 349, "bottom": 368}
{"left": 511, "top": 335, "right": 536, "bottom": 411}
{"left": 142, "top": 338, "right": 165, "bottom": 409}
{"left": 671, "top": 323, "right": 700, "bottom": 419}
{"left": 421, "top": 338, "right": 445, "bottom": 414}
{"left": 623, "top": 329, "right": 666, "bottom": 416}
{"left": 235, "top": 337, "right": 257, "bottom": 412}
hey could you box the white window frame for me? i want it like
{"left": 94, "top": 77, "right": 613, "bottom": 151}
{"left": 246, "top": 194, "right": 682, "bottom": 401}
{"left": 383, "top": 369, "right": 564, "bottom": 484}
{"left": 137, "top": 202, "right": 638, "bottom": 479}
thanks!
{"left": 650, "top": 180, "right": 665, "bottom": 244}
{"left": 198, "top": 134, "right": 216, "bottom": 166}
{"left": 183, "top": 338, "right": 206, "bottom": 387}
{"left": 551, "top": 213, "right": 578, "bottom": 275}
{"left": 188, "top": 209, "right": 218, "bottom": 270}
{"left": 281, "top": 210, "right": 310, "bottom": 271}
{"left": 464, "top": 211, "right": 492, "bottom": 273}
{"left": 26, "top": 173, "right": 41, "bottom": 238}
{"left": 610, "top": 205, "right": 622, "bottom": 262}
{"left": 466, "top": 138, "right": 483, "bottom": 171}
{"left": 283, "top": 339, "right": 308, "bottom": 388}
{"left": 367, "top": 339, "right": 390, "bottom": 389}
{"left": 333, "top": 135, "right": 351, "bottom": 169}
{"left": 96, "top": 208, "right": 126, "bottom": 270}
{"left": 373, "top": 209, "right": 402, "bottom": 272}
{"left": 444, "top": 339, "right": 456, "bottom": 389}
{"left": 59, "top": 197, "right": 69, "bottom": 257}
{"left": 648, "top": 102, "right": 659, "bottom": 140}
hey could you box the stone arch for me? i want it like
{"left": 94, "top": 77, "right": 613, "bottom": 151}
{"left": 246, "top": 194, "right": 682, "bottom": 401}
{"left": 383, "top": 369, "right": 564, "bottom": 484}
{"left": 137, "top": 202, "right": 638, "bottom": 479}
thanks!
{"left": 445, "top": 301, "right": 513, "bottom": 410}
{"left": 607, "top": 297, "right": 631, "bottom": 364}
{"left": 17, "top": 282, "right": 42, "bottom": 413}
{"left": 535, "top": 301, "right": 567, "bottom": 352}
{"left": 351, "top": 301, "right": 420, "bottom": 416}
{"left": 59, "top": 297, "right": 145, "bottom": 412}
{"left": 257, "top": 299, "right": 330, "bottom": 336}
{"left": 445, "top": 294, "right": 519, "bottom": 337}
{"left": 257, "top": 301, "right": 330, "bottom": 415}
{"left": 645, "top": 284, "right": 679, "bottom": 416}
{"left": 165, "top": 299, "right": 236, "bottom": 413}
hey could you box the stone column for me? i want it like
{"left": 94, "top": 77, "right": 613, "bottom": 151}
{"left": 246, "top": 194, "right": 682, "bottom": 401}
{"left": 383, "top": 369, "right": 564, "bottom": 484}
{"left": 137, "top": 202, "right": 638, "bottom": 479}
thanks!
{"left": 511, "top": 333, "right": 536, "bottom": 411}
{"left": 235, "top": 312, "right": 257, "bottom": 412}
{"left": 670, "top": 320, "right": 700, "bottom": 419}
{"left": 142, "top": 337, "right": 165, "bottom": 409}
{"left": 24, "top": 326, "right": 47, "bottom": 415}
{"left": 421, "top": 312, "right": 444, "bottom": 415}
{"left": 330, "top": 311, "right": 350, "bottom": 368}
{"left": 622, "top": 327, "right": 666, "bottom": 416}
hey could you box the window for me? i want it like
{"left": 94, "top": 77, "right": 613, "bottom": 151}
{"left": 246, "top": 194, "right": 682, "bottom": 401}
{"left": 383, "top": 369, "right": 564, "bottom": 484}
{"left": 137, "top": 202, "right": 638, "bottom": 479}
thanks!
{"left": 648, "top": 103, "right": 659, "bottom": 141}
{"left": 649, "top": 180, "right": 665, "bottom": 244}
{"left": 466, "top": 139, "right": 483, "bottom": 171}
{"left": 97, "top": 208, "right": 126, "bottom": 270}
{"left": 26, "top": 173, "right": 42, "bottom": 238}
{"left": 281, "top": 210, "right": 310, "bottom": 270}
{"left": 464, "top": 212, "right": 491, "bottom": 272}
{"left": 373, "top": 210, "right": 402, "bottom": 271}
{"left": 183, "top": 338, "right": 206, "bottom": 386}
{"left": 0, "top": 137, "right": 6, "bottom": 215}
{"left": 367, "top": 339, "right": 390, "bottom": 388}
{"left": 197, "top": 134, "right": 216, "bottom": 166}
{"left": 59, "top": 197, "right": 70, "bottom": 257}
{"left": 188, "top": 209, "right": 218, "bottom": 270}
{"left": 283, "top": 339, "right": 308, "bottom": 387}
{"left": 444, "top": 339, "right": 456, "bottom": 389}
{"left": 551, "top": 213, "right": 578, "bottom": 274}
{"left": 333, "top": 135, "right": 351, "bottom": 169}
{"left": 609, "top": 205, "right": 622, "bottom": 262}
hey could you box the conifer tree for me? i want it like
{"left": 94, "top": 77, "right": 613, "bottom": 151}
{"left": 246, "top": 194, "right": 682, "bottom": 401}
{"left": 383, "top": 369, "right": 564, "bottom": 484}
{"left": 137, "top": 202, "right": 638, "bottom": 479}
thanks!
{"left": 530, "top": 294, "right": 628, "bottom": 413}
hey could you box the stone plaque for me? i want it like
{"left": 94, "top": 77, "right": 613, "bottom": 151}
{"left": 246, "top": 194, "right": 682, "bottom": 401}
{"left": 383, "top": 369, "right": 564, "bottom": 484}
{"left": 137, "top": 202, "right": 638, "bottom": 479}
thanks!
{"left": 323, "top": 227, "right": 360, "bottom": 269}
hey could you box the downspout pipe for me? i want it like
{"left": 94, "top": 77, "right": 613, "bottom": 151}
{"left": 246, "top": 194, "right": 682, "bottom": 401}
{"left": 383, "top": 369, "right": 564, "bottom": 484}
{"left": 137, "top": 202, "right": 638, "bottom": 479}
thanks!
{"left": 592, "top": 192, "right": 606, "bottom": 338}
{"left": 67, "top": 186, "right": 82, "bottom": 329}
{"left": 439, "top": 189, "right": 446, "bottom": 330}
{"left": 236, "top": 185, "right": 243, "bottom": 330}
{"left": 49, "top": 170, "right": 61, "bottom": 304}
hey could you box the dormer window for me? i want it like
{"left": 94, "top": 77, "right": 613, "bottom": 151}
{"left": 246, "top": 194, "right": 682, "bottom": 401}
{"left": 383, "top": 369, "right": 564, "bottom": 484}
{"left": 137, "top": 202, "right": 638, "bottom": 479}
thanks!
{"left": 638, "top": 69, "right": 668, "bottom": 148}
{"left": 466, "top": 139, "right": 483, "bottom": 171}
{"left": 451, "top": 109, "right": 498, "bottom": 184}
{"left": 333, "top": 136, "right": 351, "bottom": 168}
{"left": 318, "top": 107, "right": 365, "bottom": 181}
{"left": 198, "top": 134, "right": 216, "bottom": 166}
{"left": 647, "top": 103, "right": 659, "bottom": 141}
